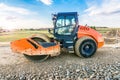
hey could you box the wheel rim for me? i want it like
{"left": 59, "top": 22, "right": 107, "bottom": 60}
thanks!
{"left": 80, "top": 40, "right": 95, "bottom": 57}
{"left": 83, "top": 43, "right": 93, "bottom": 54}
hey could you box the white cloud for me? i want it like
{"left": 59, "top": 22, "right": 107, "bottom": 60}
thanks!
{"left": 85, "top": 0, "right": 120, "bottom": 16}
{"left": 80, "top": 0, "right": 120, "bottom": 27}
{"left": 0, "top": 3, "right": 30, "bottom": 15}
{"left": 0, "top": 3, "right": 51, "bottom": 30}
{"left": 39, "top": 0, "right": 53, "bottom": 5}
{"left": 1, "top": 18, "right": 51, "bottom": 30}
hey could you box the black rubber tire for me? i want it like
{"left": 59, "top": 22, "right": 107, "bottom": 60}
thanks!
{"left": 74, "top": 37, "right": 97, "bottom": 58}
{"left": 24, "top": 34, "right": 50, "bottom": 61}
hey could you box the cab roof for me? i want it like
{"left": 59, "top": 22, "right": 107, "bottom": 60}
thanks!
{"left": 57, "top": 12, "right": 78, "bottom": 16}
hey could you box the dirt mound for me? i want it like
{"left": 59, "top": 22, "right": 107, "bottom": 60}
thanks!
{"left": 104, "top": 29, "right": 120, "bottom": 44}
{"left": 105, "top": 29, "right": 120, "bottom": 37}
{"left": 104, "top": 37, "right": 116, "bottom": 44}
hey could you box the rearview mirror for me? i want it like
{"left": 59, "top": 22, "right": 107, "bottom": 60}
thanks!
{"left": 52, "top": 14, "right": 57, "bottom": 26}
{"left": 52, "top": 14, "right": 57, "bottom": 21}
{"left": 48, "top": 28, "right": 53, "bottom": 34}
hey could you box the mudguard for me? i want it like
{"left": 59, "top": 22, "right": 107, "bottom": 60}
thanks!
{"left": 77, "top": 25, "right": 104, "bottom": 48}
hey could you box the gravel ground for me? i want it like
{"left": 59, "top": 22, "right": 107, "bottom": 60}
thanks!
{"left": 0, "top": 44, "right": 120, "bottom": 80}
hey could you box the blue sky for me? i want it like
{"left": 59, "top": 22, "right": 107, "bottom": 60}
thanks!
{"left": 0, "top": 0, "right": 120, "bottom": 29}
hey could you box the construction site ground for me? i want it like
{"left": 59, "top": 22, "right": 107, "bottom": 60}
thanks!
{"left": 0, "top": 40, "right": 120, "bottom": 80}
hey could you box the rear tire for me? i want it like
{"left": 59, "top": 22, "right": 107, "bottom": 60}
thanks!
{"left": 24, "top": 34, "right": 50, "bottom": 61}
{"left": 75, "top": 37, "right": 97, "bottom": 58}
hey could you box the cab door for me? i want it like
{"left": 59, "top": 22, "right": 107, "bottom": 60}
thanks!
{"left": 53, "top": 12, "right": 78, "bottom": 48}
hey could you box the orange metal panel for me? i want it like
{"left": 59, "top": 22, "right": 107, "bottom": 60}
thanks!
{"left": 77, "top": 25, "right": 104, "bottom": 48}
{"left": 11, "top": 38, "right": 60, "bottom": 56}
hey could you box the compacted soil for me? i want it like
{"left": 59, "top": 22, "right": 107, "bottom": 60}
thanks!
{"left": 0, "top": 43, "right": 120, "bottom": 80}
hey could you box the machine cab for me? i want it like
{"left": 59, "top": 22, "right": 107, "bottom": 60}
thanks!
{"left": 53, "top": 12, "right": 78, "bottom": 37}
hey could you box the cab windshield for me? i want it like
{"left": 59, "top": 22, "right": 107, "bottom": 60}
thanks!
{"left": 55, "top": 15, "right": 76, "bottom": 35}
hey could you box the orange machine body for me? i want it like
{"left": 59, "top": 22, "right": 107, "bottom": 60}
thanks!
{"left": 11, "top": 38, "right": 60, "bottom": 56}
{"left": 11, "top": 25, "right": 104, "bottom": 57}
{"left": 77, "top": 25, "right": 104, "bottom": 48}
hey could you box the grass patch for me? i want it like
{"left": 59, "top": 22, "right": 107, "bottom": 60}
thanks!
{"left": 0, "top": 30, "right": 51, "bottom": 42}
{"left": 0, "top": 27, "right": 119, "bottom": 42}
